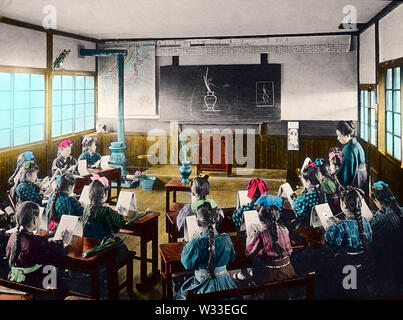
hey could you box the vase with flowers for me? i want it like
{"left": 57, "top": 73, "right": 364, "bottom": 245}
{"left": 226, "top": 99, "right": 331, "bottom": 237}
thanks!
{"left": 178, "top": 133, "right": 194, "bottom": 184}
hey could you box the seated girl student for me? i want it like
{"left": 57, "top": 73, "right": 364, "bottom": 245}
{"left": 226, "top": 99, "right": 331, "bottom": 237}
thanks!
{"left": 245, "top": 195, "right": 297, "bottom": 287}
{"left": 6, "top": 201, "right": 71, "bottom": 293}
{"left": 324, "top": 187, "right": 372, "bottom": 254}
{"left": 232, "top": 178, "right": 269, "bottom": 230}
{"left": 369, "top": 181, "right": 402, "bottom": 236}
{"left": 45, "top": 172, "right": 83, "bottom": 232}
{"left": 292, "top": 161, "right": 324, "bottom": 222}
{"left": 176, "top": 199, "right": 236, "bottom": 300}
{"left": 15, "top": 161, "right": 47, "bottom": 206}
{"left": 327, "top": 147, "right": 344, "bottom": 194}
{"left": 52, "top": 139, "right": 77, "bottom": 175}
{"left": 176, "top": 175, "right": 224, "bottom": 240}
{"left": 335, "top": 121, "right": 368, "bottom": 195}
{"left": 79, "top": 136, "right": 101, "bottom": 168}
{"left": 8, "top": 151, "right": 36, "bottom": 201}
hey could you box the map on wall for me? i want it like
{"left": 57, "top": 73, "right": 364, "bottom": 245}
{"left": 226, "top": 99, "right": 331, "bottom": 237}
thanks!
{"left": 98, "top": 42, "right": 156, "bottom": 118}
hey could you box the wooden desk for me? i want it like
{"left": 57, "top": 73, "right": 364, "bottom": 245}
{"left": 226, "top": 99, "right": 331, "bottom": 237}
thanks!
{"left": 0, "top": 285, "right": 32, "bottom": 300}
{"left": 119, "top": 212, "right": 160, "bottom": 290}
{"left": 52, "top": 235, "right": 119, "bottom": 300}
{"left": 166, "top": 207, "right": 237, "bottom": 243}
{"left": 292, "top": 227, "right": 325, "bottom": 248}
{"left": 74, "top": 167, "right": 121, "bottom": 203}
{"left": 165, "top": 178, "right": 191, "bottom": 213}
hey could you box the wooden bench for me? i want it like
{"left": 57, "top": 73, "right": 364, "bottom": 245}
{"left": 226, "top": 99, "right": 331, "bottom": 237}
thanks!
{"left": 185, "top": 272, "right": 315, "bottom": 300}
{"left": 0, "top": 278, "right": 55, "bottom": 300}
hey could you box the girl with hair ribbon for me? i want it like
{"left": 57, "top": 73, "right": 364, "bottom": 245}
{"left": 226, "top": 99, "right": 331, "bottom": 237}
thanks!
{"left": 52, "top": 139, "right": 77, "bottom": 175}
{"left": 79, "top": 136, "right": 101, "bottom": 167}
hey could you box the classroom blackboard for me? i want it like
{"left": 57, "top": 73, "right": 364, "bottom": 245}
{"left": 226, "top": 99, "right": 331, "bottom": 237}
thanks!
{"left": 159, "top": 64, "right": 281, "bottom": 122}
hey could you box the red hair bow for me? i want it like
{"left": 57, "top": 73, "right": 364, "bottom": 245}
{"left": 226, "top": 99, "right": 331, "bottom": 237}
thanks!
{"left": 329, "top": 151, "right": 341, "bottom": 161}
{"left": 308, "top": 161, "right": 317, "bottom": 168}
{"left": 91, "top": 174, "right": 109, "bottom": 187}
{"left": 246, "top": 178, "right": 268, "bottom": 200}
{"left": 58, "top": 139, "right": 72, "bottom": 148}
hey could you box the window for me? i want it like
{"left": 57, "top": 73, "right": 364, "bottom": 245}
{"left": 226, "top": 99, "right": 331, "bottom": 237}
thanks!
{"left": 385, "top": 67, "right": 401, "bottom": 161}
{"left": 52, "top": 75, "right": 95, "bottom": 137}
{"left": 359, "top": 88, "right": 377, "bottom": 146}
{"left": 0, "top": 71, "right": 45, "bottom": 149}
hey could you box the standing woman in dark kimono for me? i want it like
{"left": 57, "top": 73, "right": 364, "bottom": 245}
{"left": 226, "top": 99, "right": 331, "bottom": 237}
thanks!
{"left": 335, "top": 121, "right": 368, "bottom": 195}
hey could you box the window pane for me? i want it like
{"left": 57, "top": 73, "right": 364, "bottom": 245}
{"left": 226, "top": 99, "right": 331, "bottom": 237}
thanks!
{"left": 371, "top": 127, "right": 376, "bottom": 145}
{"left": 52, "top": 90, "right": 61, "bottom": 106}
{"left": 85, "top": 90, "right": 94, "bottom": 103}
{"left": 386, "top": 69, "right": 393, "bottom": 89}
{"left": 14, "top": 109, "right": 30, "bottom": 127}
{"left": 62, "top": 76, "right": 73, "bottom": 90}
{"left": 0, "top": 110, "right": 11, "bottom": 129}
{"left": 76, "top": 104, "right": 85, "bottom": 118}
{"left": 360, "top": 121, "right": 364, "bottom": 138}
{"left": 364, "top": 91, "right": 369, "bottom": 107}
{"left": 85, "top": 76, "right": 94, "bottom": 89}
{"left": 75, "top": 118, "right": 85, "bottom": 132}
{"left": 62, "top": 119, "right": 73, "bottom": 135}
{"left": 394, "top": 114, "right": 401, "bottom": 137}
{"left": 393, "top": 91, "right": 401, "bottom": 113}
{"left": 394, "top": 136, "right": 401, "bottom": 160}
{"left": 14, "top": 126, "right": 29, "bottom": 146}
{"left": 360, "top": 90, "right": 364, "bottom": 105}
{"left": 360, "top": 106, "right": 364, "bottom": 123}
{"left": 364, "top": 125, "right": 368, "bottom": 141}
{"left": 52, "top": 106, "right": 61, "bottom": 122}
{"left": 85, "top": 116, "right": 94, "bottom": 130}
{"left": 76, "top": 76, "right": 85, "bottom": 89}
{"left": 85, "top": 103, "right": 94, "bottom": 116}
{"left": 0, "top": 92, "right": 11, "bottom": 109}
{"left": 52, "top": 75, "right": 62, "bottom": 90}
{"left": 386, "top": 133, "right": 393, "bottom": 155}
{"left": 30, "top": 91, "right": 45, "bottom": 107}
{"left": 386, "top": 90, "right": 393, "bottom": 111}
{"left": 364, "top": 107, "right": 368, "bottom": 124}
{"left": 371, "top": 91, "right": 376, "bottom": 108}
{"left": 0, "top": 73, "right": 11, "bottom": 91}
{"left": 14, "top": 91, "right": 30, "bottom": 108}
{"left": 370, "top": 109, "right": 376, "bottom": 126}
{"left": 63, "top": 105, "right": 74, "bottom": 120}
{"left": 62, "top": 90, "right": 74, "bottom": 105}
{"left": 30, "top": 124, "right": 44, "bottom": 142}
{"left": 75, "top": 90, "right": 84, "bottom": 104}
{"left": 386, "top": 111, "right": 393, "bottom": 132}
{"left": 31, "top": 74, "right": 44, "bottom": 91}
{"left": 393, "top": 67, "right": 401, "bottom": 90}
{"left": 0, "top": 129, "right": 10, "bottom": 148}
{"left": 14, "top": 73, "right": 30, "bottom": 91}
{"left": 52, "top": 121, "right": 61, "bottom": 138}
{"left": 30, "top": 108, "right": 44, "bottom": 125}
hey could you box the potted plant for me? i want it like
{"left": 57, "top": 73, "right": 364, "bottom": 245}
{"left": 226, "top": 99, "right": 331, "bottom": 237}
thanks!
{"left": 134, "top": 170, "right": 156, "bottom": 191}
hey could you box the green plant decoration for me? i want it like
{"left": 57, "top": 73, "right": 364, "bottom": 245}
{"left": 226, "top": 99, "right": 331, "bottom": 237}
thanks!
{"left": 53, "top": 49, "right": 71, "bottom": 69}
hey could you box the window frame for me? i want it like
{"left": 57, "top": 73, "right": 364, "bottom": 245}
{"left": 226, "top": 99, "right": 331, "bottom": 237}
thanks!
{"left": 359, "top": 85, "right": 378, "bottom": 147}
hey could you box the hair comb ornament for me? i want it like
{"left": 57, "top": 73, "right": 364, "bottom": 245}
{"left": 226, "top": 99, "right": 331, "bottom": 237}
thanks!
{"left": 314, "top": 158, "right": 324, "bottom": 166}
{"left": 246, "top": 178, "right": 269, "bottom": 199}
{"left": 91, "top": 174, "right": 109, "bottom": 187}
{"left": 58, "top": 139, "right": 72, "bottom": 148}
{"left": 17, "top": 151, "right": 35, "bottom": 167}
{"left": 22, "top": 161, "right": 31, "bottom": 170}
{"left": 372, "top": 181, "right": 389, "bottom": 190}
{"left": 191, "top": 198, "right": 217, "bottom": 212}
{"left": 82, "top": 136, "right": 96, "bottom": 145}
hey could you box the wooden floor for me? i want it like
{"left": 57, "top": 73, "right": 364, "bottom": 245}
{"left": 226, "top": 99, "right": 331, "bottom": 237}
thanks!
{"left": 116, "top": 165, "right": 287, "bottom": 300}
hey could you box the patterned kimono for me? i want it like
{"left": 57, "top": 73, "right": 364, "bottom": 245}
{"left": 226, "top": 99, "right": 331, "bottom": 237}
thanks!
{"left": 176, "top": 230, "right": 237, "bottom": 300}
{"left": 6, "top": 230, "right": 64, "bottom": 287}
{"left": 232, "top": 202, "right": 257, "bottom": 229}
{"left": 46, "top": 191, "right": 83, "bottom": 231}
{"left": 324, "top": 218, "right": 372, "bottom": 253}
{"left": 78, "top": 152, "right": 101, "bottom": 167}
{"left": 370, "top": 207, "right": 402, "bottom": 235}
{"left": 52, "top": 155, "right": 77, "bottom": 175}
{"left": 15, "top": 181, "right": 43, "bottom": 205}
{"left": 336, "top": 137, "right": 367, "bottom": 191}
{"left": 82, "top": 205, "right": 124, "bottom": 240}
{"left": 292, "top": 188, "right": 321, "bottom": 218}
{"left": 177, "top": 203, "right": 224, "bottom": 239}
{"left": 246, "top": 225, "right": 296, "bottom": 284}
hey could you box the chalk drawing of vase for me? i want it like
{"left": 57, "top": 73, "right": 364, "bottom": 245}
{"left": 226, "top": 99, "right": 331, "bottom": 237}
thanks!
{"left": 204, "top": 91, "right": 217, "bottom": 111}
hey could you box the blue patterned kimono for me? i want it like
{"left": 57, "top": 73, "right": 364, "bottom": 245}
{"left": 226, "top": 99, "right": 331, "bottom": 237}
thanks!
{"left": 292, "top": 188, "right": 320, "bottom": 217}
{"left": 45, "top": 191, "right": 83, "bottom": 230}
{"left": 15, "top": 181, "right": 43, "bottom": 205}
{"left": 78, "top": 152, "right": 101, "bottom": 166}
{"left": 336, "top": 138, "right": 367, "bottom": 189}
{"left": 232, "top": 202, "right": 257, "bottom": 228}
{"left": 370, "top": 207, "right": 402, "bottom": 235}
{"left": 324, "top": 218, "right": 372, "bottom": 252}
{"left": 176, "top": 230, "right": 237, "bottom": 300}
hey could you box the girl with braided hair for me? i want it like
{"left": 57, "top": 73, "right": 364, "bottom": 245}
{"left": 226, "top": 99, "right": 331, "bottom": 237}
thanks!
{"left": 176, "top": 175, "right": 224, "bottom": 240}
{"left": 45, "top": 172, "right": 82, "bottom": 232}
{"left": 324, "top": 186, "right": 372, "bottom": 254}
{"left": 176, "top": 199, "right": 236, "bottom": 300}
{"left": 8, "top": 151, "right": 36, "bottom": 201}
{"left": 15, "top": 161, "right": 44, "bottom": 206}
{"left": 232, "top": 178, "right": 269, "bottom": 229}
{"left": 82, "top": 177, "right": 124, "bottom": 240}
{"left": 79, "top": 136, "right": 101, "bottom": 167}
{"left": 6, "top": 201, "right": 70, "bottom": 290}
{"left": 246, "top": 195, "right": 296, "bottom": 286}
